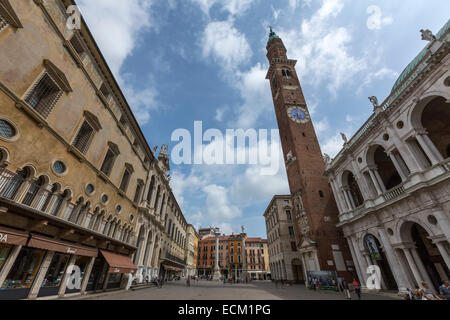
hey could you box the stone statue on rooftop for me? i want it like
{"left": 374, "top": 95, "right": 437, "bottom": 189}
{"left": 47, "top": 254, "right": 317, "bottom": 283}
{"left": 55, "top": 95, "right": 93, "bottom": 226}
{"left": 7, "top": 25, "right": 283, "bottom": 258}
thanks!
{"left": 341, "top": 133, "right": 348, "bottom": 144}
{"left": 420, "top": 29, "right": 436, "bottom": 42}
{"left": 369, "top": 96, "right": 379, "bottom": 110}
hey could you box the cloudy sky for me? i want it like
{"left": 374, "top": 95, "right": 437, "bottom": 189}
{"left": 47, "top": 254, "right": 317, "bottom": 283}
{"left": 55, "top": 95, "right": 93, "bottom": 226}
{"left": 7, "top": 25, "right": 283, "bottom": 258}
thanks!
{"left": 77, "top": 0, "right": 449, "bottom": 237}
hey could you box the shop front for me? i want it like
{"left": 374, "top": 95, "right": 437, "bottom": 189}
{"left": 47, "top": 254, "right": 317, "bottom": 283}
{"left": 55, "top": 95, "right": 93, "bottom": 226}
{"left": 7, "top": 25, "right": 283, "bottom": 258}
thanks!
{"left": 96, "top": 250, "right": 138, "bottom": 290}
{"left": 0, "top": 229, "right": 98, "bottom": 300}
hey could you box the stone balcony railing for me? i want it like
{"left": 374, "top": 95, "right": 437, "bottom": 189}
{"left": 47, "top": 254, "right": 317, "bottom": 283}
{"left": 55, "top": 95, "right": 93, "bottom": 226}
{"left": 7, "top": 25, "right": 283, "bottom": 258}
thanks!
{"left": 338, "top": 158, "right": 450, "bottom": 224}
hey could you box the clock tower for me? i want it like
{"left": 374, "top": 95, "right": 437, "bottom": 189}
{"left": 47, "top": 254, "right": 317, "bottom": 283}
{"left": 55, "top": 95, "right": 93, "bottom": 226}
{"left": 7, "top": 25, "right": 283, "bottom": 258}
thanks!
{"left": 265, "top": 28, "right": 354, "bottom": 280}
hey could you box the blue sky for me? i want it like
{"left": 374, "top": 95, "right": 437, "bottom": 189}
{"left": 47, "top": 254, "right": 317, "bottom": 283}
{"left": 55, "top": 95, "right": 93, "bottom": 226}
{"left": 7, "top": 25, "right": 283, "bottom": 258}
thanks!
{"left": 76, "top": 0, "right": 450, "bottom": 237}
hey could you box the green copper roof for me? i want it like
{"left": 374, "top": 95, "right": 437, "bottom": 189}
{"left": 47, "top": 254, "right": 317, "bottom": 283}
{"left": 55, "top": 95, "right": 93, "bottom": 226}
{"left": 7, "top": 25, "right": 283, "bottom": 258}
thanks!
{"left": 268, "top": 26, "right": 280, "bottom": 43}
{"left": 391, "top": 19, "right": 450, "bottom": 93}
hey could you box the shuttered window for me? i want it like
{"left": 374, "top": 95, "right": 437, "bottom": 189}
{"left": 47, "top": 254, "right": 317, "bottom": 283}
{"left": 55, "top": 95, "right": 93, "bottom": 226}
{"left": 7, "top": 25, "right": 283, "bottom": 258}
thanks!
{"left": 100, "top": 148, "right": 116, "bottom": 176}
{"left": 25, "top": 74, "right": 62, "bottom": 119}
{"left": 72, "top": 121, "right": 95, "bottom": 154}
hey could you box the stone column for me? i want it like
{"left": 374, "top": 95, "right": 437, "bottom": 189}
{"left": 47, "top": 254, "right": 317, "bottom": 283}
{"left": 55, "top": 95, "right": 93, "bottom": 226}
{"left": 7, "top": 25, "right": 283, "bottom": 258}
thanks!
{"left": 80, "top": 256, "right": 96, "bottom": 295}
{"left": 0, "top": 245, "right": 22, "bottom": 286}
{"left": 342, "top": 188, "right": 354, "bottom": 210}
{"left": 350, "top": 236, "right": 368, "bottom": 285}
{"left": 300, "top": 253, "right": 308, "bottom": 286}
{"left": 411, "top": 247, "right": 435, "bottom": 291}
{"left": 213, "top": 229, "right": 221, "bottom": 280}
{"left": 435, "top": 241, "right": 450, "bottom": 270}
{"left": 377, "top": 229, "right": 410, "bottom": 292}
{"left": 330, "top": 178, "right": 346, "bottom": 213}
{"left": 346, "top": 237, "right": 365, "bottom": 287}
{"left": 373, "top": 169, "right": 387, "bottom": 193}
{"left": 58, "top": 255, "right": 77, "bottom": 297}
{"left": 368, "top": 169, "right": 383, "bottom": 196}
{"left": 402, "top": 248, "right": 423, "bottom": 288}
{"left": 416, "top": 134, "right": 443, "bottom": 165}
{"left": 28, "top": 251, "right": 55, "bottom": 299}
{"left": 345, "top": 188, "right": 357, "bottom": 209}
{"left": 388, "top": 152, "right": 407, "bottom": 181}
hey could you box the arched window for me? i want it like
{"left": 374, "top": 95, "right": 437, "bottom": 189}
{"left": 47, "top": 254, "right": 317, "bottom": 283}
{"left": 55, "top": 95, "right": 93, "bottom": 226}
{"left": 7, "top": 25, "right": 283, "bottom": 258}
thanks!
{"left": 282, "top": 67, "right": 291, "bottom": 79}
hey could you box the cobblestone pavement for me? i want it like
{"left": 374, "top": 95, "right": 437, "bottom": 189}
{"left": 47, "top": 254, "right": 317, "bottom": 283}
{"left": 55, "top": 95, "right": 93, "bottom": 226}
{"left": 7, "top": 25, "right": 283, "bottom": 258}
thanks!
{"left": 73, "top": 280, "right": 400, "bottom": 300}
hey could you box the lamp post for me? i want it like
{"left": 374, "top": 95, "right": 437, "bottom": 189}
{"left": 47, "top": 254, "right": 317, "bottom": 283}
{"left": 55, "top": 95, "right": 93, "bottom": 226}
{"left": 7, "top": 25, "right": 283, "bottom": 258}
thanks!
{"left": 213, "top": 227, "right": 222, "bottom": 281}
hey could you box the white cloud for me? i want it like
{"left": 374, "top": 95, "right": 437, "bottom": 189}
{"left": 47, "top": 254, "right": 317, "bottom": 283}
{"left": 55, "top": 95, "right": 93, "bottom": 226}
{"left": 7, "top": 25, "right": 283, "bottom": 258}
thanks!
{"left": 357, "top": 67, "right": 399, "bottom": 94}
{"left": 233, "top": 63, "right": 272, "bottom": 128}
{"left": 366, "top": 5, "right": 393, "bottom": 31}
{"left": 204, "top": 184, "right": 242, "bottom": 220}
{"left": 191, "top": 0, "right": 255, "bottom": 16}
{"left": 314, "top": 118, "right": 330, "bottom": 136}
{"left": 77, "top": 0, "right": 153, "bottom": 76}
{"left": 215, "top": 107, "right": 228, "bottom": 122}
{"left": 201, "top": 20, "right": 253, "bottom": 73}
{"left": 322, "top": 133, "right": 345, "bottom": 158}
{"left": 77, "top": 0, "right": 160, "bottom": 125}
{"left": 279, "top": 0, "right": 367, "bottom": 98}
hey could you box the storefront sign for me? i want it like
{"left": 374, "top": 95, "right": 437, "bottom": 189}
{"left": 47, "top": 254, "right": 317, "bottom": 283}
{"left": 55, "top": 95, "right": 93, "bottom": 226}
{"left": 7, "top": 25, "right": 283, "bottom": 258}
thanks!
{"left": 0, "top": 227, "right": 29, "bottom": 246}
{"left": 0, "top": 233, "right": 8, "bottom": 243}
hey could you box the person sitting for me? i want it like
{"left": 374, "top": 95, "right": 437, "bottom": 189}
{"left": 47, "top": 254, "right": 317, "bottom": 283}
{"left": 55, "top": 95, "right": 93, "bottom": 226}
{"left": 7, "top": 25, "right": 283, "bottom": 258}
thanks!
{"left": 420, "top": 281, "right": 442, "bottom": 300}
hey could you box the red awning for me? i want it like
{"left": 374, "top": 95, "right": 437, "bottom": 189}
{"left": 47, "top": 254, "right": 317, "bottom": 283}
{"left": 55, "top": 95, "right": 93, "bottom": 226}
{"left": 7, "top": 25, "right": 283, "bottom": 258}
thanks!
{"left": 28, "top": 234, "right": 98, "bottom": 257}
{"left": 0, "top": 226, "right": 29, "bottom": 246}
{"left": 101, "top": 250, "right": 137, "bottom": 274}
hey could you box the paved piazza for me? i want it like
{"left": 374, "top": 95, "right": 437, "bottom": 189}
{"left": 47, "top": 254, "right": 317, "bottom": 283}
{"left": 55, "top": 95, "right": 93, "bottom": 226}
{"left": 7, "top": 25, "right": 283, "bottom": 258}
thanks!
{"left": 71, "top": 281, "right": 399, "bottom": 300}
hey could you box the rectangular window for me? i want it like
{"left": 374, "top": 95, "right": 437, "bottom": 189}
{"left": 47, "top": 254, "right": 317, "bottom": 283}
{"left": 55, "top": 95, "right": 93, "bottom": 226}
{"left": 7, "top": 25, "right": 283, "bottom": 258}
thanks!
{"left": 72, "top": 121, "right": 95, "bottom": 154}
{"left": 100, "top": 83, "right": 110, "bottom": 98}
{"left": 286, "top": 210, "right": 292, "bottom": 221}
{"left": 288, "top": 226, "right": 295, "bottom": 237}
{"left": 70, "top": 35, "right": 85, "bottom": 57}
{"left": 25, "top": 74, "right": 62, "bottom": 119}
{"left": 120, "top": 169, "right": 131, "bottom": 192}
{"left": 133, "top": 183, "right": 142, "bottom": 203}
{"left": 291, "top": 242, "right": 297, "bottom": 252}
{"left": 100, "top": 149, "right": 117, "bottom": 176}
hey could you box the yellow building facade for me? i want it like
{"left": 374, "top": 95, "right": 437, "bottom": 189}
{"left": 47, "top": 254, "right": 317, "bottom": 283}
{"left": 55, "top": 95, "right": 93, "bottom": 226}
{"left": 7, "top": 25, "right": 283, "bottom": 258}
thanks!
{"left": 0, "top": 0, "right": 189, "bottom": 299}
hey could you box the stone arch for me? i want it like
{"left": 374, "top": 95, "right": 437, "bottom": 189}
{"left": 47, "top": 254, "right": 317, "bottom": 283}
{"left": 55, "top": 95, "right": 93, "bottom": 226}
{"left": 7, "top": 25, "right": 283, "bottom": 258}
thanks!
{"left": 19, "top": 164, "right": 37, "bottom": 179}
{"left": 409, "top": 92, "right": 450, "bottom": 130}
{"left": 366, "top": 144, "right": 402, "bottom": 190}
{"left": 398, "top": 217, "right": 436, "bottom": 244}
{"left": 341, "top": 169, "right": 364, "bottom": 207}
{"left": 411, "top": 95, "right": 450, "bottom": 160}
{"left": 0, "top": 146, "right": 11, "bottom": 166}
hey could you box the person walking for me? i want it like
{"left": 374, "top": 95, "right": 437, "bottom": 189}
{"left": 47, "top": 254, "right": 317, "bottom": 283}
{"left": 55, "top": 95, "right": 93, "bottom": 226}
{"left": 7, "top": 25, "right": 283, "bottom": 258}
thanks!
{"left": 352, "top": 279, "right": 361, "bottom": 300}
{"left": 187, "top": 276, "right": 191, "bottom": 287}
{"left": 343, "top": 280, "right": 351, "bottom": 300}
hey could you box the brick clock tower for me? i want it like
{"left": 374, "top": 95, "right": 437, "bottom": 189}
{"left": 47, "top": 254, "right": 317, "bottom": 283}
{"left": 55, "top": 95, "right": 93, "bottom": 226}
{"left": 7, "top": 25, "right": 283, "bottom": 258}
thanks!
{"left": 265, "top": 28, "right": 354, "bottom": 281}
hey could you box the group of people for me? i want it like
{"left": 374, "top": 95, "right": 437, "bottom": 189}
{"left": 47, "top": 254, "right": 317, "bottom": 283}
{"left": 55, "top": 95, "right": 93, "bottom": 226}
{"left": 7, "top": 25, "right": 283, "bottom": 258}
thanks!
{"left": 404, "top": 281, "right": 450, "bottom": 300}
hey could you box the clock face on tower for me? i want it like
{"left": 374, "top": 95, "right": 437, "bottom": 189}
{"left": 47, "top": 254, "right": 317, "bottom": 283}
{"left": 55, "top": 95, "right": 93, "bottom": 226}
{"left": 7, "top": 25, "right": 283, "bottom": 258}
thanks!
{"left": 287, "top": 105, "right": 310, "bottom": 124}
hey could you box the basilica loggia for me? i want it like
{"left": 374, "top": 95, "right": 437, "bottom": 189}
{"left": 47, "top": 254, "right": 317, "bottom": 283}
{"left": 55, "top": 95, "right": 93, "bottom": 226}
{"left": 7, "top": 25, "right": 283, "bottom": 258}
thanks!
{"left": 325, "top": 20, "right": 450, "bottom": 293}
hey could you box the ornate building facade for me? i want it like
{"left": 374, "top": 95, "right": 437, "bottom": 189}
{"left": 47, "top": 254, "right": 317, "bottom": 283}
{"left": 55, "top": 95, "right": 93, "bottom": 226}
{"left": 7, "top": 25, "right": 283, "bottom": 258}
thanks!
{"left": 324, "top": 21, "right": 450, "bottom": 293}
{"left": 266, "top": 29, "right": 354, "bottom": 282}
{"left": 264, "top": 195, "right": 305, "bottom": 282}
{"left": 0, "top": 0, "right": 190, "bottom": 299}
